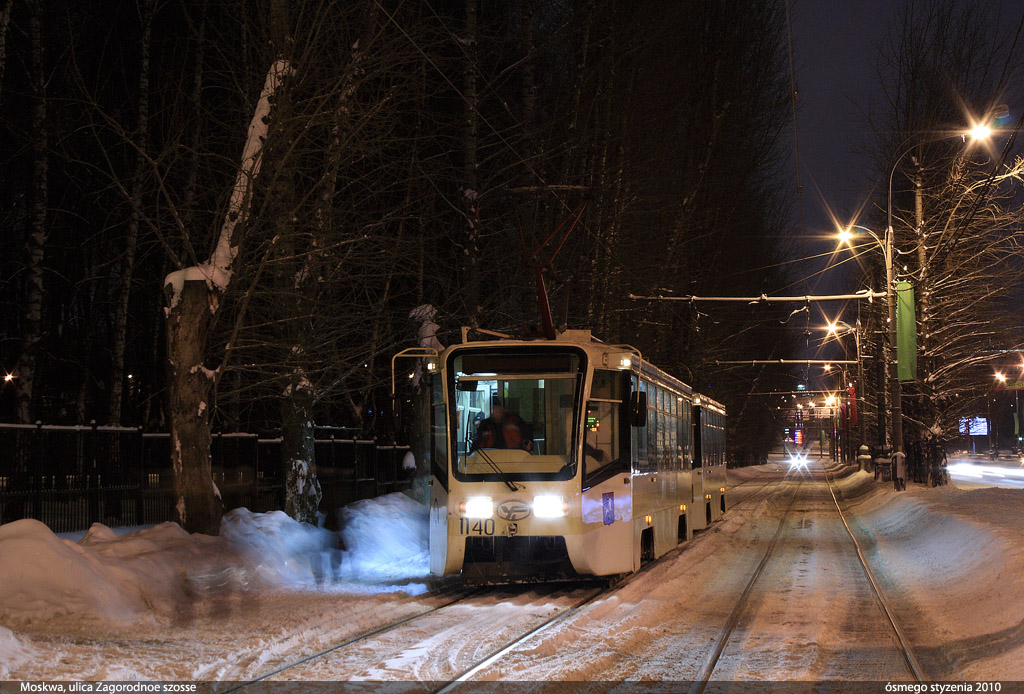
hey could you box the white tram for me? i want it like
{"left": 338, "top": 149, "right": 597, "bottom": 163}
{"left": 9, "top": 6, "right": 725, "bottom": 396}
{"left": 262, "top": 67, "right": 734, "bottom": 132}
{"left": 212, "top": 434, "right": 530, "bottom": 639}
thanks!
{"left": 419, "top": 328, "right": 727, "bottom": 583}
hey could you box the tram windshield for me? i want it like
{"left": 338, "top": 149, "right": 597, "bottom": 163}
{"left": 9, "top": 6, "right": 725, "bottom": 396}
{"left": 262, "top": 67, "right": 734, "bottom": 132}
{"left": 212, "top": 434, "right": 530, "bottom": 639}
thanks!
{"left": 450, "top": 350, "right": 582, "bottom": 482}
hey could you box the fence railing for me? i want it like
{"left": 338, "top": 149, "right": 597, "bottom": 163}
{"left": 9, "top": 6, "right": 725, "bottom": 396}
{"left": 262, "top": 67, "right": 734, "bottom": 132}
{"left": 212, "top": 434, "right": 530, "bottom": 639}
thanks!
{"left": 0, "top": 423, "right": 412, "bottom": 533}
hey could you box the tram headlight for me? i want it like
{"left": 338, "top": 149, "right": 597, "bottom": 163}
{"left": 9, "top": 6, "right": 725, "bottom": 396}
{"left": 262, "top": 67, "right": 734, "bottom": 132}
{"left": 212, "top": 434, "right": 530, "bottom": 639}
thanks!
{"left": 461, "top": 496, "right": 494, "bottom": 518}
{"left": 533, "top": 495, "right": 568, "bottom": 518}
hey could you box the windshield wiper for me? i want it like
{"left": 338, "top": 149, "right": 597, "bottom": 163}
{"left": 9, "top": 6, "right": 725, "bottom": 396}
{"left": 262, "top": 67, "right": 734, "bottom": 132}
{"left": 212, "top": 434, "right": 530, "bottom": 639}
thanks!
{"left": 471, "top": 448, "right": 522, "bottom": 491}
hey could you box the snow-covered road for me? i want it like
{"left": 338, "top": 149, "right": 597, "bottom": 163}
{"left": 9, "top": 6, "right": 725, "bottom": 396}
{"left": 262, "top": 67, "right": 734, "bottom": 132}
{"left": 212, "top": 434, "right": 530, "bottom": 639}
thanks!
{"left": 3, "top": 457, "right": 1024, "bottom": 683}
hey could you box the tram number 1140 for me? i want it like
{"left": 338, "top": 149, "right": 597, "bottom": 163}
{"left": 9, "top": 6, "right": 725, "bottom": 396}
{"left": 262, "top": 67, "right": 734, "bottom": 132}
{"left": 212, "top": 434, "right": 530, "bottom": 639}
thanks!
{"left": 459, "top": 518, "right": 496, "bottom": 536}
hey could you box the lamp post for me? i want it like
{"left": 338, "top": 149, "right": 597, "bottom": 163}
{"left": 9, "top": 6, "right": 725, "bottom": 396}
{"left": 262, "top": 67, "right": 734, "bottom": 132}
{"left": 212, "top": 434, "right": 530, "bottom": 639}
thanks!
{"left": 826, "top": 320, "right": 863, "bottom": 462}
{"left": 996, "top": 372, "right": 1008, "bottom": 455}
{"left": 837, "top": 223, "right": 897, "bottom": 453}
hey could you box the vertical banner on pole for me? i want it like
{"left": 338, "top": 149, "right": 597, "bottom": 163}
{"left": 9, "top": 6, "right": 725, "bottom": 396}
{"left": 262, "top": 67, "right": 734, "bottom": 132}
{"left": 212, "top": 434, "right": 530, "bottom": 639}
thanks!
{"left": 896, "top": 281, "right": 917, "bottom": 382}
{"left": 848, "top": 384, "right": 858, "bottom": 425}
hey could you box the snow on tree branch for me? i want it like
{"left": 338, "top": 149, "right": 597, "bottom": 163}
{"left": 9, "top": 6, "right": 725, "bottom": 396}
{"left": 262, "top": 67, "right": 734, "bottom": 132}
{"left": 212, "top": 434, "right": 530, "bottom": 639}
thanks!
{"left": 164, "top": 58, "right": 294, "bottom": 312}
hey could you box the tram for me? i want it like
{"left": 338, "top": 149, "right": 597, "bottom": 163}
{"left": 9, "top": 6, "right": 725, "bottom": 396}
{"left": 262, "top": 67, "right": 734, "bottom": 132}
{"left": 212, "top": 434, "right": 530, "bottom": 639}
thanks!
{"left": 402, "top": 328, "right": 727, "bottom": 584}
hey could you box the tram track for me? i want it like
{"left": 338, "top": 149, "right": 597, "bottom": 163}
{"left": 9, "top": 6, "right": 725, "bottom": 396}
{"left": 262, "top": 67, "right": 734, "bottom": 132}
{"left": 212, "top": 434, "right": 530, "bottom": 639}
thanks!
{"left": 215, "top": 586, "right": 479, "bottom": 689}
{"left": 691, "top": 462, "right": 924, "bottom": 687}
{"left": 690, "top": 476, "right": 804, "bottom": 690}
{"left": 219, "top": 489, "right": 734, "bottom": 689}
{"left": 823, "top": 465, "right": 926, "bottom": 681}
{"left": 214, "top": 468, "right": 794, "bottom": 688}
{"left": 217, "top": 582, "right": 609, "bottom": 687}
{"left": 428, "top": 478, "right": 777, "bottom": 688}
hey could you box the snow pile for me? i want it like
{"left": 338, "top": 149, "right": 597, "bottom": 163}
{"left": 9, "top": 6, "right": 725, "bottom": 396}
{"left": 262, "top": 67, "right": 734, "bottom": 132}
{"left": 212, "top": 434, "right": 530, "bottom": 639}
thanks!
{"left": 338, "top": 492, "right": 429, "bottom": 583}
{"left": 0, "top": 518, "right": 221, "bottom": 625}
{"left": 0, "top": 494, "right": 429, "bottom": 628}
{"left": 220, "top": 507, "right": 337, "bottom": 587}
{"left": 0, "top": 625, "right": 38, "bottom": 677}
{"left": 835, "top": 471, "right": 1024, "bottom": 675}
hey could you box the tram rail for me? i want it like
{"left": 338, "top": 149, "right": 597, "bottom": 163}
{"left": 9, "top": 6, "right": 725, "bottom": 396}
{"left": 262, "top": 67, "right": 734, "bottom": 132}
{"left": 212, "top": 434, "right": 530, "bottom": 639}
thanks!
{"left": 691, "top": 463, "right": 924, "bottom": 689}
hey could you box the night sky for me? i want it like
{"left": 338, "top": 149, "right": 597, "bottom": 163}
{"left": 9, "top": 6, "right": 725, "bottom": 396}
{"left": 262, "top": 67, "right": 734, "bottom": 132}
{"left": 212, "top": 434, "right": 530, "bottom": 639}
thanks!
{"left": 778, "top": 1, "right": 894, "bottom": 373}
{"left": 791, "top": 0, "right": 892, "bottom": 255}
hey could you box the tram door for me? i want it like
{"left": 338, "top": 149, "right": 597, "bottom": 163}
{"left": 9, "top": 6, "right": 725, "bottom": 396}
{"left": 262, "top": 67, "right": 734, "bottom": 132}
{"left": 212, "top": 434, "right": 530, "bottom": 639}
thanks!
{"left": 691, "top": 405, "right": 708, "bottom": 525}
{"left": 580, "top": 370, "right": 633, "bottom": 575}
{"left": 429, "top": 375, "right": 458, "bottom": 575}
{"left": 429, "top": 479, "right": 452, "bottom": 575}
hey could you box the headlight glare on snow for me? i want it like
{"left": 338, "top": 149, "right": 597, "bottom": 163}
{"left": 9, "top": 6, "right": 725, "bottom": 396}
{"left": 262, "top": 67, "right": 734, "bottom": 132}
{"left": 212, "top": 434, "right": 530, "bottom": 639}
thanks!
{"left": 533, "top": 495, "right": 568, "bottom": 518}
{"left": 461, "top": 496, "right": 493, "bottom": 518}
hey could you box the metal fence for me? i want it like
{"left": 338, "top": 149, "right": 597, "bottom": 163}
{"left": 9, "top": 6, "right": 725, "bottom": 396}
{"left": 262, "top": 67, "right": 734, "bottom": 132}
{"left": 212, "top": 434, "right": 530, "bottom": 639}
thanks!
{"left": 0, "top": 423, "right": 412, "bottom": 533}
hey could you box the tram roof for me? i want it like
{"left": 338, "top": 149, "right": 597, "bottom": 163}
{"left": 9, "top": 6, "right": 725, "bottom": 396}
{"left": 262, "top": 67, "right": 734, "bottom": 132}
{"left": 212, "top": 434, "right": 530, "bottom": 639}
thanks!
{"left": 451, "top": 326, "right": 710, "bottom": 405}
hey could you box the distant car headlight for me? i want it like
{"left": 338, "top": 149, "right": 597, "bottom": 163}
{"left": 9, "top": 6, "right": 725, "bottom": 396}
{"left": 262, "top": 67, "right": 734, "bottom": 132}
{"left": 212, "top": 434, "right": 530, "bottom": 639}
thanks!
{"left": 461, "top": 496, "right": 493, "bottom": 518}
{"left": 533, "top": 495, "right": 568, "bottom": 518}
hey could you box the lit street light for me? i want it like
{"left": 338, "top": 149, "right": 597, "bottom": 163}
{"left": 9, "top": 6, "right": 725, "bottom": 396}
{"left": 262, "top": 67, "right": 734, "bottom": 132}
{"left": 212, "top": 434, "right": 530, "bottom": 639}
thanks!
{"left": 825, "top": 319, "right": 864, "bottom": 465}
{"left": 995, "top": 371, "right": 1023, "bottom": 456}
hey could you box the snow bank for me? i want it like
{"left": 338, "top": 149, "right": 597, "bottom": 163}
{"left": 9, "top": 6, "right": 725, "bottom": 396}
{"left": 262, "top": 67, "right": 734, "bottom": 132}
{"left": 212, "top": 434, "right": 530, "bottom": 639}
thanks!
{"left": 220, "top": 507, "right": 337, "bottom": 587}
{"left": 0, "top": 625, "right": 38, "bottom": 677}
{"left": 338, "top": 492, "right": 429, "bottom": 583}
{"left": 0, "top": 494, "right": 429, "bottom": 628}
{"left": 0, "top": 518, "right": 207, "bottom": 625}
{"left": 835, "top": 471, "right": 1024, "bottom": 675}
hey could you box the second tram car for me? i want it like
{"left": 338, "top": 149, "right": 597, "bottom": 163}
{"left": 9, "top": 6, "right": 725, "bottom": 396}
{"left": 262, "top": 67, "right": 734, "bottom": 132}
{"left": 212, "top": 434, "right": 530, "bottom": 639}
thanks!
{"left": 413, "top": 328, "right": 727, "bottom": 583}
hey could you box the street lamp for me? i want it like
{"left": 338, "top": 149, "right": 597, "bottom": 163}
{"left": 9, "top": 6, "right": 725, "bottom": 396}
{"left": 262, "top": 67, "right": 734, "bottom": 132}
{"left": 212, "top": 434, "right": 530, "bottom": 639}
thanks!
{"left": 825, "top": 319, "right": 864, "bottom": 462}
{"left": 995, "top": 371, "right": 1022, "bottom": 456}
{"left": 838, "top": 223, "right": 898, "bottom": 455}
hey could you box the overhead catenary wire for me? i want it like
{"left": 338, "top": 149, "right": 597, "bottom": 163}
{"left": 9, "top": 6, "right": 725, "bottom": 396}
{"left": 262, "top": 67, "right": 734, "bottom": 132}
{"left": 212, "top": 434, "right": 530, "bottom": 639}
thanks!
{"left": 629, "top": 291, "right": 884, "bottom": 303}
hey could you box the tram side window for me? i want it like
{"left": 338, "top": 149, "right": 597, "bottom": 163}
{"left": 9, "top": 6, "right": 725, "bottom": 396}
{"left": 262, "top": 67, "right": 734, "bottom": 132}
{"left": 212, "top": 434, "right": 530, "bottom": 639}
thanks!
{"left": 692, "top": 407, "right": 703, "bottom": 468}
{"left": 431, "top": 375, "right": 448, "bottom": 486}
{"left": 705, "top": 412, "right": 722, "bottom": 466}
{"left": 584, "top": 369, "right": 628, "bottom": 487}
{"left": 668, "top": 395, "right": 678, "bottom": 471}
{"left": 717, "top": 413, "right": 726, "bottom": 465}
{"left": 685, "top": 402, "right": 693, "bottom": 463}
{"left": 647, "top": 384, "right": 658, "bottom": 474}
{"left": 659, "top": 386, "right": 667, "bottom": 472}
{"left": 716, "top": 413, "right": 724, "bottom": 465}
{"left": 584, "top": 401, "right": 621, "bottom": 478}
{"left": 703, "top": 414, "right": 713, "bottom": 467}
{"left": 633, "top": 379, "right": 649, "bottom": 472}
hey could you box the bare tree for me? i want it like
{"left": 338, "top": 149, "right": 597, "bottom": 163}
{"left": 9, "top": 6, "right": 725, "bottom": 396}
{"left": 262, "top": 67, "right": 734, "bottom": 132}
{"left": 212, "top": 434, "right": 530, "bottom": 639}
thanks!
{"left": 0, "top": 0, "right": 11, "bottom": 102}
{"left": 12, "top": 0, "right": 48, "bottom": 424}
{"left": 870, "top": 0, "right": 1024, "bottom": 469}
{"left": 163, "top": 57, "right": 292, "bottom": 534}
{"left": 108, "top": 0, "right": 154, "bottom": 426}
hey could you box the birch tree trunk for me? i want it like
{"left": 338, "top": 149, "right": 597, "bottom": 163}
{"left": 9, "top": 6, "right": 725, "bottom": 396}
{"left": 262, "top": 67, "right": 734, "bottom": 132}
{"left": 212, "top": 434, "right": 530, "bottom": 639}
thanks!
{"left": 164, "top": 57, "right": 291, "bottom": 534}
{"left": 14, "top": 0, "right": 47, "bottom": 424}
{"left": 0, "top": 0, "right": 12, "bottom": 103}
{"left": 165, "top": 279, "right": 220, "bottom": 534}
{"left": 109, "top": 0, "right": 154, "bottom": 426}
{"left": 461, "top": 0, "right": 480, "bottom": 326}
{"left": 281, "top": 374, "right": 318, "bottom": 523}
